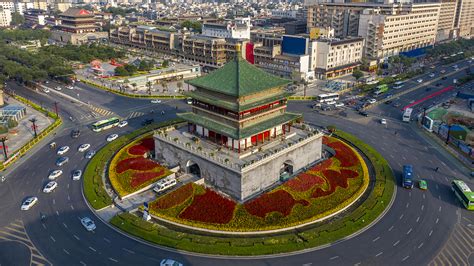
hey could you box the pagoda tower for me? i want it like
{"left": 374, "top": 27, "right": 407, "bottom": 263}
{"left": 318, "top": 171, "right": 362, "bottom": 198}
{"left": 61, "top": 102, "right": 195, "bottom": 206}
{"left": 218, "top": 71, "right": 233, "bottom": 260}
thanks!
{"left": 154, "top": 45, "right": 323, "bottom": 202}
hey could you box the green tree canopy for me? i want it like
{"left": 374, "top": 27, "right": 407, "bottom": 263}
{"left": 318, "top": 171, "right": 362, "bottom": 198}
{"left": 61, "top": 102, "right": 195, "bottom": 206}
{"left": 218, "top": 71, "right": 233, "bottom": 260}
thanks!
{"left": 10, "top": 12, "right": 24, "bottom": 26}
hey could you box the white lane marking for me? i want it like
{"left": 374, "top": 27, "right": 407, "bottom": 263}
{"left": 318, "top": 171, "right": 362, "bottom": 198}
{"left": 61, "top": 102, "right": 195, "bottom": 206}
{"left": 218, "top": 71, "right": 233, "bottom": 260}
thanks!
{"left": 428, "top": 159, "right": 434, "bottom": 164}
{"left": 418, "top": 242, "right": 424, "bottom": 249}
{"left": 429, "top": 230, "right": 433, "bottom": 236}
{"left": 416, "top": 216, "right": 420, "bottom": 223}
{"left": 421, "top": 205, "right": 424, "bottom": 211}
{"left": 50, "top": 236, "right": 56, "bottom": 242}
{"left": 42, "top": 223, "right": 46, "bottom": 229}
{"left": 108, "top": 258, "right": 118, "bottom": 263}
{"left": 436, "top": 184, "right": 439, "bottom": 190}
{"left": 73, "top": 235, "right": 80, "bottom": 241}
{"left": 406, "top": 228, "right": 412, "bottom": 235}
{"left": 406, "top": 203, "right": 410, "bottom": 208}
{"left": 63, "top": 249, "right": 70, "bottom": 255}
{"left": 409, "top": 192, "right": 411, "bottom": 197}
{"left": 438, "top": 206, "right": 442, "bottom": 212}
{"left": 52, "top": 199, "right": 56, "bottom": 205}
{"left": 372, "top": 236, "right": 380, "bottom": 242}
{"left": 438, "top": 195, "right": 441, "bottom": 200}
{"left": 402, "top": 156, "right": 406, "bottom": 161}
{"left": 444, "top": 177, "right": 448, "bottom": 182}
{"left": 393, "top": 240, "right": 400, "bottom": 246}
{"left": 423, "top": 194, "right": 425, "bottom": 199}
{"left": 399, "top": 214, "right": 404, "bottom": 220}
{"left": 79, "top": 261, "right": 86, "bottom": 266}
{"left": 441, "top": 161, "right": 447, "bottom": 166}
{"left": 390, "top": 154, "right": 394, "bottom": 159}
{"left": 388, "top": 225, "right": 394, "bottom": 231}
{"left": 402, "top": 256, "right": 409, "bottom": 262}
{"left": 71, "top": 205, "right": 74, "bottom": 210}
{"left": 122, "top": 248, "right": 135, "bottom": 254}
{"left": 375, "top": 252, "right": 383, "bottom": 257}
{"left": 56, "top": 210, "right": 59, "bottom": 216}
{"left": 436, "top": 218, "right": 439, "bottom": 224}
{"left": 67, "top": 194, "right": 71, "bottom": 201}
{"left": 103, "top": 237, "right": 111, "bottom": 243}
{"left": 67, "top": 183, "right": 70, "bottom": 189}
{"left": 329, "top": 256, "right": 339, "bottom": 260}
{"left": 88, "top": 246, "right": 96, "bottom": 252}
{"left": 354, "top": 263, "right": 361, "bottom": 266}
{"left": 63, "top": 223, "right": 68, "bottom": 229}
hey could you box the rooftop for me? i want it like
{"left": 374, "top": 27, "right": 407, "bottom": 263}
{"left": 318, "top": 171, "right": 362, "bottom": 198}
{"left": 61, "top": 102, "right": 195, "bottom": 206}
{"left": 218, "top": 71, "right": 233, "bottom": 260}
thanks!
{"left": 60, "top": 8, "right": 93, "bottom": 17}
{"left": 186, "top": 53, "right": 291, "bottom": 97}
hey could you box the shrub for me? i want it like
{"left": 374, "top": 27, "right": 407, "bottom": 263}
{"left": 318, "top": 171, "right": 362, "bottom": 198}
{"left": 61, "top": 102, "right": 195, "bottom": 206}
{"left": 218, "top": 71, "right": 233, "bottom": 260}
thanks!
{"left": 244, "top": 190, "right": 309, "bottom": 218}
{"left": 151, "top": 183, "right": 194, "bottom": 209}
{"left": 179, "top": 189, "right": 236, "bottom": 224}
{"left": 116, "top": 157, "right": 160, "bottom": 173}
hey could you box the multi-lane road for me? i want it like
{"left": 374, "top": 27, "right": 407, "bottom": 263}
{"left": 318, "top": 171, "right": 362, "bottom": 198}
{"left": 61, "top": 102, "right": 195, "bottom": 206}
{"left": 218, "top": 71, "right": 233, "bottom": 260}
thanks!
{"left": 0, "top": 59, "right": 473, "bottom": 266}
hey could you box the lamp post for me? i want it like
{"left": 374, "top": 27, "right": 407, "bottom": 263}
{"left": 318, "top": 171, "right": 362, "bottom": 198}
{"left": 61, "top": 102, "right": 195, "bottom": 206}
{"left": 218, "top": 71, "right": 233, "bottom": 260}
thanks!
{"left": 29, "top": 118, "right": 38, "bottom": 138}
{"left": 445, "top": 124, "right": 452, "bottom": 144}
{"left": 0, "top": 136, "right": 7, "bottom": 160}
{"left": 421, "top": 107, "right": 427, "bottom": 125}
{"left": 53, "top": 102, "right": 59, "bottom": 117}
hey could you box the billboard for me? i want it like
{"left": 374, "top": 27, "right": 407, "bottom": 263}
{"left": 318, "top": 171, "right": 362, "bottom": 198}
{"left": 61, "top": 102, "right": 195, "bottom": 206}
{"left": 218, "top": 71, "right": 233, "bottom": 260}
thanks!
{"left": 282, "top": 36, "right": 307, "bottom": 55}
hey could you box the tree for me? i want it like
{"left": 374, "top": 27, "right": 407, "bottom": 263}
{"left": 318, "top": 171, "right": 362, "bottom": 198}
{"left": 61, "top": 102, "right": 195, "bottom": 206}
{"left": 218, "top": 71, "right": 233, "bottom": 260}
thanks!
{"left": 160, "top": 80, "right": 168, "bottom": 93}
{"left": 180, "top": 20, "right": 202, "bottom": 33}
{"left": 124, "top": 64, "right": 137, "bottom": 74}
{"left": 161, "top": 60, "right": 169, "bottom": 68}
{"left": 114, "top": 66, "right": 128, "bottom": 76}
{"left": 352, "top": 69, "right": 364, "bottom": 81}
{"left": 10, "top": 12, "right": 25, "bottom": 26}
{"left": 7, "top": 119, "right": 18, "bottom": 129}
{"left": 146, "top": 81, "right": 153, "bottom": 95}
{"left": 122, "top": 79, "right": 129, "bottom": 92}
{"left": 176, "top": 81, "right": 183, "bottom": 92}
{"left": 131, "top": 83, "right": 137, "bottom": 91}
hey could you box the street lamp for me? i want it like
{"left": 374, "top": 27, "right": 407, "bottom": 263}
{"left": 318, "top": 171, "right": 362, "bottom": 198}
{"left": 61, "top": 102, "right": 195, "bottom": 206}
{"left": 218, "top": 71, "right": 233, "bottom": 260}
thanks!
{"left": 445, "top": 124, "right": 452, "bottom": 144}
{"left": 0, "top": 136, "right": 8, "bottom": 160}
{"left": 29, "top": 118, "right": 38, "bottom": 138}
{"left": 53, "top": 102, "right": 59, "bottom": 117}
{"left": 421, "top": 107, "right": 427, "bottom": 125}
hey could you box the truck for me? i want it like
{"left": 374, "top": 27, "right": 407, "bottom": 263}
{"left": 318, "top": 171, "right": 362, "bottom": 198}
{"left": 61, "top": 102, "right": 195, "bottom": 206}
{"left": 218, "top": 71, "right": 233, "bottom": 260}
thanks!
{"left": 403, "top": 165, "right": 414, "bottom": 189}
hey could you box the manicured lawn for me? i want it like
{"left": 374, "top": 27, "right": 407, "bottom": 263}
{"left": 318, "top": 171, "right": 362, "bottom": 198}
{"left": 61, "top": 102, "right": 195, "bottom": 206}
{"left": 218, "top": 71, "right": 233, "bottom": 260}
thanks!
{"left": 149, "top": 137, "right": 369, "bottom": 231}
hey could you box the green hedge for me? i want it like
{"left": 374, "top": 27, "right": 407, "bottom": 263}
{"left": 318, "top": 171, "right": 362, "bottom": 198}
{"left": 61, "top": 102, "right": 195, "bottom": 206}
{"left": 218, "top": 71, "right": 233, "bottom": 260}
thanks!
{"left": 83, "top": 119, "right": 184, "bottom": 210}
{"left": 109, "top": 129, "right": 396, "bottom": 255}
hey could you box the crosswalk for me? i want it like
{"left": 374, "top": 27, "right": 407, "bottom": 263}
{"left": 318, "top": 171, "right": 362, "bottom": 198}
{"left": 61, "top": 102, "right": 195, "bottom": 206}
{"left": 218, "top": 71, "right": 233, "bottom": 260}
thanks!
{"left": 0, "top": 219, "right": 51, "bottom": 266}
{"left": 429, "top": 222, "right": 473, "bottom": 266}
{"left": 126, "top": 111, "right": 146, "bottom": 120}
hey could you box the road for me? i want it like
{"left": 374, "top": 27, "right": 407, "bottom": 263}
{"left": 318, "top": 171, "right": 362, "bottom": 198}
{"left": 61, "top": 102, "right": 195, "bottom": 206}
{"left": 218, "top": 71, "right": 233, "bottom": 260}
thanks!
{"left": 0, "top": 60, "right": 473, "bottom": 265}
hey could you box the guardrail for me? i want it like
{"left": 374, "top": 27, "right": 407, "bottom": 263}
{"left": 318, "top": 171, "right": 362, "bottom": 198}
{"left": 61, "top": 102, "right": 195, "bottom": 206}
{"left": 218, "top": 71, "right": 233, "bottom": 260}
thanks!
{"left": 1, "top": 93, "right": 62, "bottom": 171}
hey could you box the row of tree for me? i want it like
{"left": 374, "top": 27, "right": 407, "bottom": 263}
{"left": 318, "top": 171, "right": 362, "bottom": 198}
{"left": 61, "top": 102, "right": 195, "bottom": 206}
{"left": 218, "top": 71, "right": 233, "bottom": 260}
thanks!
{"left": 40, "top": 44, "right": 126, "bottom": 63}
{"left": 0, "top": 29, "right": 50, "bottom": 42}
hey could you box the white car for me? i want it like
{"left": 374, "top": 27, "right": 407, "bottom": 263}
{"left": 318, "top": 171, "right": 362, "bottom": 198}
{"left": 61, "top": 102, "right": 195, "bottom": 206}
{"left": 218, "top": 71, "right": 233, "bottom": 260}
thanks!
{"left": 107, "top": 134, "right": 119, "bottom": 142}
{"left": 57, "top": 146, "right": 70, "bottom": 155}
{"left": 85, "top": 150, "right": 95, "bottom": 159}
{"left": 428, "top": 73, "right": 435, "bottom": 78}
{"left": 160, "top": 259, "right": 183, "bottom": 266}
{"left": 452, "top": 64, "right": 458, "bottom": 69}
{"left": 21, "top": 197, "right": 38, "bottom": 210}
{"left": 417, "top": 79, "right": 423, "bottom": 83}
{"left": 80, "top": 217, "right": 96, "bottom": 231}
{"left": 118, "top": 121, "right": 128, "bottom": 128}
{"left": 55, "top": 86, "right": 62, "bottom": 91}
{"left": 151, "top": 99, "right": 162, "bottom": 104}
{"left": 56, "top": 156, "right": 69, "bottom": 167}
{"left": 440, "top": 70, "right": 446, "bottom": 74}
{"left": 43, "top": 88, "right": 50, "bottom": 93}
{"left": 380, "top": 118, "right": 387, "bottom": 125}
{"left": 43, "top": 181, "right": 58, "bottom": 193}
{"left": 78, "top": 143, "right": 91, "bottom": 152}
{"left": 67, "top": 86, "right": 74, "bottom": 90}
{"left": 72, "top": 170, "right": 82, "bottom": 181}
{"left": 367, "top": 99, "right": 376, "bottom": 104}
{"left": 48, "top": 170, "right": 63, "bottom": 180}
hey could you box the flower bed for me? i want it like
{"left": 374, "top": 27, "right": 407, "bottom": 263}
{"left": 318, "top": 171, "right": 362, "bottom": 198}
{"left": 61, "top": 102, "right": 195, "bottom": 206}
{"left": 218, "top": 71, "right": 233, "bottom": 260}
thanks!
{"left": 109, "top": 134, "right": 171, "bottom": 198}
{"left": 149, "top": 136, "right": 369, "bottom": 231}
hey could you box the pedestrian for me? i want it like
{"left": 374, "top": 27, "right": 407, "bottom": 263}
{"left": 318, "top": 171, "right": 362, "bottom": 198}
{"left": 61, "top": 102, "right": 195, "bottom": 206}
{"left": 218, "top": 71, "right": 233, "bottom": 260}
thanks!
{"left": 435, "top": 167, "right": 439, "bottom": 172}
{"left": 161, "top": 110, "right": 165, "bottom": 115}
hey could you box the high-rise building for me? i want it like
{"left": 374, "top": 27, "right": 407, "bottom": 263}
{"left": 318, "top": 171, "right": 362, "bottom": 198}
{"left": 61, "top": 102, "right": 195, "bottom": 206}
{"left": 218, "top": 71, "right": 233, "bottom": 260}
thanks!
{"left": 436, "top": 0, "right": 457, "bottom": 42}
{"left": 0, "top": 7, "right": 12, "bottom": 27}
{"left": 455, "top": 0, "right": 474, "bottom": 38}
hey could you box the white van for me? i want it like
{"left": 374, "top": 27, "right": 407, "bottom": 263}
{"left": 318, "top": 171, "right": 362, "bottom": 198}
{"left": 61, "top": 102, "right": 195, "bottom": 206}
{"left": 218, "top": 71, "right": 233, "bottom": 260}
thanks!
{"left": 334, "top": 102, "right": 344, "bottom": 107}
{"left": 326, "top": 100, "right": 337, "bottom": 105}
{"left": 153, "top": 177, "right": 177, "bottom": 193}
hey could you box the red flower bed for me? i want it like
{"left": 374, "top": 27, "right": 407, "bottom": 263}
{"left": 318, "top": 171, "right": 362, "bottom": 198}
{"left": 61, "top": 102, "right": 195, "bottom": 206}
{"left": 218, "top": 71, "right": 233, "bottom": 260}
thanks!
{"left": 179, "top": 189, "right": 236, "bottom": 224}
{"left": 152, "top": 183, "right": 193, "bottom": 209}
{"left": 244, "top": 190, "right": 309, "bottom": 218}
{"left": 129, "top": 138, "right": 155, "bottom": 155}
{"left": 326, "top": 141, "right": 359, "bottom": 167}
{"left": 322, "top": 136, "right": 330, "bottom": 145}
{"left": 116, "top": 158, "right": 160, "bottom": 173}
{"left": 285, "top": 173, "right": 326, "bottom": 192}
{"left": 310, "top": 158, "right": 333, "bottom": 172}
{"left": 130, "top": 169, "right": 165, "bottom": 188}
{"left": 312, "top": 169, "right": 359, "bottom": 198}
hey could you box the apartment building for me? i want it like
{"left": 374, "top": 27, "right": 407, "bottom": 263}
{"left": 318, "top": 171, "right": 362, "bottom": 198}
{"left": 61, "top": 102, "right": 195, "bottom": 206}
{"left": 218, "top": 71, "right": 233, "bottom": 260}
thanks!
{"left": 250, "top": 28, "right": 284, "bottom": 47}
{"left": 358, "top": 3, "right": 440, "bottom": 59}
{"left": 0, "top": 7, "right": 11, "bottom": 27}
{"left": 181, "top": 35, "right": 229, "bottom": 68}
{"left": 201, "top": 17, "right": 251, "bottom": 39}
{"left": 110, "top": 25, "right": 178, "bottom": 55}
{"left": 436, "top": 0, "right": 458, "bottom": 42}
{"left": 307, "top": 3, "right": 366, "bottom": 38}
{"left": 455, "top": 0, "right": 474, "bottom": 38}
{"left": 24, "top": 9, "right": 46, "bottom": 26}
{"left": 310, "top": 37, "right": 364, "bottom": 79}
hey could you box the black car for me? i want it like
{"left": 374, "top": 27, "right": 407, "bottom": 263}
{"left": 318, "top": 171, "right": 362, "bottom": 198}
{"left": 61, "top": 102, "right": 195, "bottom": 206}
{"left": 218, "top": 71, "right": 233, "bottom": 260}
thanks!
{"left": 442, "top": 76, "right": 448, "bottom": 80}
{"left": 384, "top": 100, "right": 393, "bottom": 104}
{"left": 71, "top": 129, "right": 80, "bottom": 138}
{"left": 425, "top": 87, "right": 432, "bottom": 91}
{"left": 435, "top": 83, "right": 442, "bottom": 86}
{"left": 142, "top": 119, "right": 154, "bottom": 126}
{"left": 358, "top": 111, "right": 369, "bottom": 117}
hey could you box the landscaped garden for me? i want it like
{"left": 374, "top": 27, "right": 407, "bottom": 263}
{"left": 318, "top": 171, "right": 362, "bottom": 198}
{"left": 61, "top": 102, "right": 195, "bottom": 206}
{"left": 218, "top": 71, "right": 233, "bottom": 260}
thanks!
{"left": 109, "top": 135, "right": 172, "bottom": 198}
{"left": 147, "top": 136, "right": 369, "bottom": 231}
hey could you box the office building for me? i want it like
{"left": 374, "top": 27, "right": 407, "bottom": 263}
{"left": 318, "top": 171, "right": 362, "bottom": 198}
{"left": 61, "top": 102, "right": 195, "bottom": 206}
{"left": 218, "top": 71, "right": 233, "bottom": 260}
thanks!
{"left": 0, "top": 7, "right": 11, "bottom": 27}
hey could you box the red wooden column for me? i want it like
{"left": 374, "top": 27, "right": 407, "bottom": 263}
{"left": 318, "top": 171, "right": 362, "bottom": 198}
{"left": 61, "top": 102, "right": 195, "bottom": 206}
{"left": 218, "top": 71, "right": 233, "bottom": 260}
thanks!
{"left": 274, "top": 127, "right": 276, "bottom": 138}
{"left": 245, "top": 138, "right": 247, "bottom": 150}
{"left": 238, "top": 141, "right": 240, "bottom": 153}
{"left": 232, "top": 138, "right": 234, "bottom": 150}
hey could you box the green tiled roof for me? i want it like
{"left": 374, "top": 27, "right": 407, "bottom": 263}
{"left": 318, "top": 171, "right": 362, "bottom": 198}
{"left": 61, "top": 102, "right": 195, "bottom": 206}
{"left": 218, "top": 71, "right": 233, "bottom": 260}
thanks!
{"left": 178, "top": 112, "right": 301, "bottom": 139}
{"left": 184, "top": 91, "right": 293, "bottom": 112}
{"left": 185, "top": 56, "right": 291, "bottom": 97}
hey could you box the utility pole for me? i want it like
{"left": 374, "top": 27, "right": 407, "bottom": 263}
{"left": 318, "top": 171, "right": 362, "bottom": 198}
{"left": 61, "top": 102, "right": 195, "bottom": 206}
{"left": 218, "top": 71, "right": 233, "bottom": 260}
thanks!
{"left": 445, "top": 124, "right": 452, "bottom": 144}
{"left": 53, "top": 102, "right": 59, "bottom": 117}
{"left": 421, "top": 107, "right": 427, "bottom": 125}
{"left": 29, "top": 118, "right": 38, "bottom": 138}
{"left": 0, "top": 136, "right": 7, "bottom": 160}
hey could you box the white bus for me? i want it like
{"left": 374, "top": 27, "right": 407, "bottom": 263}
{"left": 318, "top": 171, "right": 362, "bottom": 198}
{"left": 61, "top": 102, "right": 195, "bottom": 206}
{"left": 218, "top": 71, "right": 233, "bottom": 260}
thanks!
{"left": 91, "top": 117, "right": 120, "bottom": 132}
{"left": 316, "top": 93, "right": 339, "bottom": 103}
{"left": 402, "top": 108, "right": 413, "bottom": 122}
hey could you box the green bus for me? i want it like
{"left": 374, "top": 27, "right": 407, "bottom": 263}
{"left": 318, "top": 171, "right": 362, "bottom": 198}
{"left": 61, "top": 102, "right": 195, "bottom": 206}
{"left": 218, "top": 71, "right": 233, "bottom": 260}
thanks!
{"left": 373, "top": 84, "right": 389, "bottom": 96}
{"left": 451, "top": 180, "right": 474, "bottom": 210}
{"left": 91, "top": 117, "right": 120, "bottom": 132}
